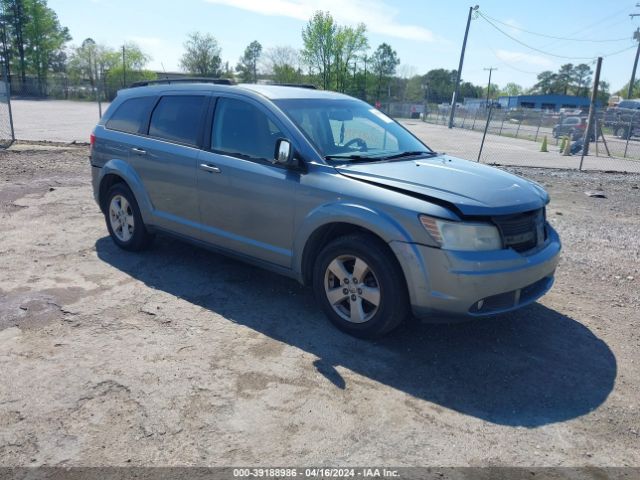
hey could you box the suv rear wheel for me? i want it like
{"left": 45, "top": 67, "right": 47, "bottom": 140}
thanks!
{"left": 105, "top": 183, "right": 154, "bottom": 251}
{"left": 313, "top": 234, "right": 409, "bottom": 338}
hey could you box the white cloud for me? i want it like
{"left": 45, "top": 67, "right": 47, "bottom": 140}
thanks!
{"left": 502, "top": 18, "right": 523, "bottom": 37}
{"left": 204, "top": 0, "right": 436, "bottom": 42}
{"left": 496, "top": 49, "right": 554, "bottom": 68}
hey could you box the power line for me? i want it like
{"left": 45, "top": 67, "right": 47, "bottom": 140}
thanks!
{"left": 480, "top": 12, "right": 631, "bottom": 43}
{"left": 478, "top": 11, "right": 636, "bottom": 61}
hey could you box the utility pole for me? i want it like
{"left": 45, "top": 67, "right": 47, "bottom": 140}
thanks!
{"left": 484, "top": 67, "right": 497, "bottom": 107}
{"left": 580, "top": 56, "right": 602, "bottom": 169}
{"left": 122, "top": 45, "right": 126, "bottom": 88}
{"left": 628, "top": 5, "right": 640, "bottom": 99}
{"left": 628, "top": 29, "right": 640, "bottom": 99}
{"left": 448, "top": 5, "right": 479, "bottom": 129}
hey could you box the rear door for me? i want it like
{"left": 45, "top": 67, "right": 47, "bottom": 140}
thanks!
{"left": 196, "top": 95, "right": 298, "bottom": 268}
{"left": 131, "top": 93, "right": 210, "bottom": 238}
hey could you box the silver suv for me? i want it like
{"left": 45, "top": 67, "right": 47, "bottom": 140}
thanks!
{"left": 90, "top": 81, "right": 561, "bottom": 338}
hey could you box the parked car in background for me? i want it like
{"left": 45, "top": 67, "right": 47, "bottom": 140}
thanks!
{"left": 552, "top": 116, "right": 594, "bottom": 140}
{"left": 603, "top": 99, "right": 640, "bottom": 139}
{"left": 558, "top": 108, "right": 584, "bottom": 116}
{"left": 90, "top": 80, "right": 560, "bottom": 338}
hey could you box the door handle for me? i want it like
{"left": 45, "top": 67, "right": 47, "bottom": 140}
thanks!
{"left": 199, "top": 163, "right": 221, "bottom": 173}
{"left": 131, "top": 147, "right": 146, "bottom": 155}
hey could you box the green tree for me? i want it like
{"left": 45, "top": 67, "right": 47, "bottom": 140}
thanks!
{"left": 404, "top": 75, "right": 425, "bottom": 102}
{"left": 371, "top": 43, "right": 399, "bottom": 101}
{"left": 2, "top": 0, "right": 69, "bottom": 94}
{"left": 596, "top": 80, "right": 610, "bottom": 106}
{"left": 615, "top": 79, "right": 640, "bottom": 99}
{"left": 264, "top": 46, "right": 302, "bottom": 84}
{"left": 180, "top": 32, "right": 221, "bottom": 77}
{"left": 104, "top": 42, "right": 154, "bottom": 96}
{"left": 236, "top": 40, "right": 262, "bottom": 83}
{"left": 1, "top": 0, "right": 27, "bottom": 82}
{"left": 68, "top": 39, "right": 154, "bottom": 100}
{"left": 572, "top": 63, "right": 592, "bottom": 97}
{"left": 27, "top": 0, "right": 70, "bottom": 93}
{"left": 500, "top": 82, "right": 524, "bottom": 97}
{"left": 301, "top": 10, "right": 337, "bottom": 89}
{"left": 532, "top": 70, "right": 559, "bottom": 94}
{"left": 554, "top": 63, "right": 575, "bottom": 95}
{"left": 421, "top": 69, "right": 457, "bottom": 104}
{"left": 333, "top": 23, "right": 368, "bottom": 92}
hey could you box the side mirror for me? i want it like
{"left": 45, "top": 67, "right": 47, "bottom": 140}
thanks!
{"left": 274, "top": 139, "right": 294, "bottom": 166}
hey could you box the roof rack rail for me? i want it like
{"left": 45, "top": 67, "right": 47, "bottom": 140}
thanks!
{"left": 275, "top": 83, "right": 317, "bottom": 90}
{"left": 129, "top": 77, "right": 235, "bottom": 88}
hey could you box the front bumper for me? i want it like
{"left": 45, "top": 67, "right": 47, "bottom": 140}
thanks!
{"left": 390, "top": 225, "right": 561, "bottom": 320}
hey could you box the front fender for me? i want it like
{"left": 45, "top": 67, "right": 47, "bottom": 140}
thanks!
{"left": 99, "top": 159, "right": 154, "bottom": 223}
{"left": 292, "top": 201, "right": 415, "bottom": 276}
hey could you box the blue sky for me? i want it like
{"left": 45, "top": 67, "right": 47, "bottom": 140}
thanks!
{"left": 51, "top": 0, "right": 639, "bottom": 92}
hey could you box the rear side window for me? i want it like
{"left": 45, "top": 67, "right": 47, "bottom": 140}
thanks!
{"left": 106, "top": 96, "right": 156, "bottom": 134}
{"left": 148, "top": 95, "right": 208, "bottom": 146}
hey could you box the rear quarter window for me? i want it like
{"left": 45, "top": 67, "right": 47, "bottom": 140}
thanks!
{"left": 105, "top": 96, "right": 156, "bottom": 134}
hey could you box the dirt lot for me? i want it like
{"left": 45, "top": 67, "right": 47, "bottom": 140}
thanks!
{"left": 0, "top": 144, "right": 639, "bottom": 467}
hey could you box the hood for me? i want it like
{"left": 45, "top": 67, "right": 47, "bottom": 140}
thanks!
{"left": 335, "top": 155, "right": 548, "bottom": 217}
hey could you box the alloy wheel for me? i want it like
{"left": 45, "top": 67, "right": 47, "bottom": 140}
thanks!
{"left": 323, "top": 254, "right": 381, "bottom": 323}
{"left": 109, "top": 194, "right": 135, "bottom": 242}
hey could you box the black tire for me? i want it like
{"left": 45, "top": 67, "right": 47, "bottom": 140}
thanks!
{"left": 104, "top": 183, "right": 154, "bottom": 251}
{"left": 312, "top": 233, "right": 409, "bottom": 339}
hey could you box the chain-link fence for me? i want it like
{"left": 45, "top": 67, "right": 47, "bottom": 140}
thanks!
{"left": 0, "top": 66, "right": 15, "bottom": 148}
{"left": 404, "top": 105, "right": 640, "bottom": 173}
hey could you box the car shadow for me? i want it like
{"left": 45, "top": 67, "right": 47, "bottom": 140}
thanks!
{"left": 95, "top": 235, "right": 616, "bottom": 428}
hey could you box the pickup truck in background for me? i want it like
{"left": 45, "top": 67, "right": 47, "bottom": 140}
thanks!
{"left": 603, "top": 99, "right": 640, "bottom": 139}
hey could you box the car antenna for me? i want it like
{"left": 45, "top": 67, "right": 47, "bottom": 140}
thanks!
{"left": 161, "top": 62, "right": 169, "bottom": 80}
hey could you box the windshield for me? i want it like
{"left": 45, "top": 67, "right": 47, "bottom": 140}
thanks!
{"left": 274, "top": 98, "right": 433, "bottom": 163}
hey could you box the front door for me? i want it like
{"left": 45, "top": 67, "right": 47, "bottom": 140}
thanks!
{"left": 197, "top": 96, "right": 298, "bottom": 268}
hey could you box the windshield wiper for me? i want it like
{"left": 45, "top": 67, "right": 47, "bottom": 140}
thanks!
{"left": 324, "top": 154, "right": 376, "bottom": 163}
{"left": 325, "top": 151, "right": 438, "bottom": 163}
{"left": 378, "top": 151, "right": 437, "bottom": 160}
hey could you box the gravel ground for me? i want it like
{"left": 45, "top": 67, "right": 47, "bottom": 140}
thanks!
{"left": 0, "top": 145, "right": 639, "bottom": 467}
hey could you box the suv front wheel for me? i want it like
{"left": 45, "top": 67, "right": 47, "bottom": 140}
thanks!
{"left": 313, "top": 234, "right": 409, "bottom": 338}
{"left": 105, "top": 183, "right": 154, "bottom": 251}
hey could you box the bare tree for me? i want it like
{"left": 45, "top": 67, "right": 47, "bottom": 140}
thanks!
{"left": 180, "top": 32, "right": 221, "bottom": 77}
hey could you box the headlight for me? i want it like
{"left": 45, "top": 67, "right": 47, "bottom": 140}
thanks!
{"left": 419, "top": 215, "right": 503, "bottom": 251}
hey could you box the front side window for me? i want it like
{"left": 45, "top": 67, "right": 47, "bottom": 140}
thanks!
{"left": 211, "top": 97, "right": 282, "bottom": 160}
{"left": 275, "top": 98, "right": 431, "bottom": 163}
{"left": 106, "top": 96, "right": 156, "bottom": 134}
{"left": 148, "top": 95, "right": 208, "bottom": 146}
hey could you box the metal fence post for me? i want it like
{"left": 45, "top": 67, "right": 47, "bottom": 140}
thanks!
{"left": 515, "top": 120, "right": 522, "bottom": 138}
{"left": 499, "top": 110, "right": 506, "bottom": 136}
{"left": 1, "top": 62, "right": 15, "bottom": 146}
{"left": 471, "top": 108, "right": 479, "bottom": 131}
{"left": 461, "top": 109, "right": 468, "bottom": 129}
{"left": 623, "top": 117, "right": 633, "bottom": 158}
{"left": 534, "top": 113, "right": 543, "bottom": 142}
